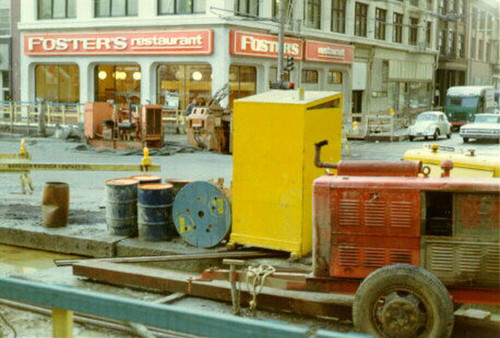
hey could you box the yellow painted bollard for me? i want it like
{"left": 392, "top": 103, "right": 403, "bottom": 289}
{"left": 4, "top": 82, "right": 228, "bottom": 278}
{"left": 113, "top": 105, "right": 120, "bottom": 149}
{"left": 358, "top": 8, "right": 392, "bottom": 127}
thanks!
{"left": 52, "top": 308, "right": 73, "bottom": 338}
{"left": 20, "top": 139, "right": 25, "bottom": 156}
{"left": 389, "top": 108, "right": 394, "bottom": 115}
{"left": 142, "top": 147, "right": 152, "bottom": 169}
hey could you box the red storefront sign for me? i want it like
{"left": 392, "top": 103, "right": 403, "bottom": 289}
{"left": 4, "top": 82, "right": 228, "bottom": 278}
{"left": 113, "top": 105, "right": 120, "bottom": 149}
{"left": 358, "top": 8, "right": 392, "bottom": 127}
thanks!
{"left": 305, "top": 40, "right": 354, "bottom": 64}
{"left": 24, "top": 29, "right": 214, "bottom": 56}
{"left": 230, "top": 30, "right": 303, "bottom": 59}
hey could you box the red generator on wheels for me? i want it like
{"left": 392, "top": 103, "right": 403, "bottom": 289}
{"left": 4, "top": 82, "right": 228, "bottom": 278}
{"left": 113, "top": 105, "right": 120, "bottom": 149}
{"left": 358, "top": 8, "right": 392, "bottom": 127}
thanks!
{"left": 312, "top": 140, "right": 500, "bottom": 337}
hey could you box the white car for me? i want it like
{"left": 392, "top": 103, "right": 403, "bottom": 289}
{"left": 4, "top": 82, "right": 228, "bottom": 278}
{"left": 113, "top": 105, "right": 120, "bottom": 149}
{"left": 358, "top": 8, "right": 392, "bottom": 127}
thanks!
{"left": 459, "top": 113, "right": 500, "bottom": 143}
{"left": 408, "top": 111, "right": 452, "bottom": 141}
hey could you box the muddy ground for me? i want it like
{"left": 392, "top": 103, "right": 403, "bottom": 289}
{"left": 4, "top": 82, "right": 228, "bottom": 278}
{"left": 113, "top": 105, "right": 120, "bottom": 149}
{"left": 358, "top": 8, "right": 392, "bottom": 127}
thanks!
{"left": 0, "top": 132, "right": 499, "bottom": 337}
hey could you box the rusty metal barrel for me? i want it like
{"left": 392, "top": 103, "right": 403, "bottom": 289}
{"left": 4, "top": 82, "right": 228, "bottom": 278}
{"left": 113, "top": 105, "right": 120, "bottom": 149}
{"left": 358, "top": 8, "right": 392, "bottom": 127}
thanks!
{"left": 138, "top": 183, "right": 175, "bottom": 241}
{"left": 165, "top": 179, "right": 192, "bottom": 196}
{"left": 130, "top": 175, "right": 162, "bottom": 185}
{"left": 105, "top": 178, "right": 139, "bottom": 236}
{"left": 42, "top": 182, "right": 69, "bottom": 227}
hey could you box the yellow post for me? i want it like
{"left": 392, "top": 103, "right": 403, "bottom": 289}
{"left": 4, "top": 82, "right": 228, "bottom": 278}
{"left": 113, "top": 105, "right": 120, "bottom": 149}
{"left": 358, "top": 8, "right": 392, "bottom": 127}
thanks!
{"left": 142, "top": 147, "right": 152, "bottom": 167}
{"left": 19, "top": 139, "right": 25, "bottom": 156}
{"left": 52, "top": 308, "right": 73, "bottom": 338}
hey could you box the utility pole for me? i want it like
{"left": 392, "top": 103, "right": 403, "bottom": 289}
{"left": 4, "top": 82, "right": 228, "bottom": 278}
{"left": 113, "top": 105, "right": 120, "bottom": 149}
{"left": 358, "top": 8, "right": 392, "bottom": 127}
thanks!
{"left": 277, "top": 0, "right": 286, "bottom": 82}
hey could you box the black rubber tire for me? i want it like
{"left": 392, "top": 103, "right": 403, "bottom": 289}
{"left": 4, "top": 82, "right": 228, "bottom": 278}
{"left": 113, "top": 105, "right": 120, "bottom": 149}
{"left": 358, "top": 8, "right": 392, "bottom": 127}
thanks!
{"left": 353, "top": 264, "right": 454, "bottom": 338}
{"left": 433, "top": 129, "right": 439, "bottom": 141}
{"left": 463, "top": 137, "right": 469, "bottom": 143}
{"left": 409, "top": 135, "right": 414, "bottom": 141}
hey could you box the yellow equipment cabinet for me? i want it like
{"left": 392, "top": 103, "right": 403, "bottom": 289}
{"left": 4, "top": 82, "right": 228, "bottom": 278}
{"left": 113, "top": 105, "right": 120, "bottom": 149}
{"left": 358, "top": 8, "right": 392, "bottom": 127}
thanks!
{"left": 230, "top": 90, "right": 343, "bottom": 258}
{"left": 404, "top": 146, "right": 500, "bottom": 178}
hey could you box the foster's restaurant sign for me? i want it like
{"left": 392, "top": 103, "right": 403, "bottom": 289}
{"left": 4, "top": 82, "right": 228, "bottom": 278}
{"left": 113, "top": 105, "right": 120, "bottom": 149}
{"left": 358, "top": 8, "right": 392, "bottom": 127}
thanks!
{"left": 230, "top": 30, "right": 303, "bottom": 59}
{"left": 24, "top": 29, "right": 214, "bottom": 56}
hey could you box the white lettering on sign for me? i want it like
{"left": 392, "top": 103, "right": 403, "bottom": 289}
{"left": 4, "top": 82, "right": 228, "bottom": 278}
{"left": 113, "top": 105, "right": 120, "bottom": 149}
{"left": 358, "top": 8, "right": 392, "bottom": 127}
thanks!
{"left": 318, "top": 47, "right": 346, "bottom": 58}
{"left": 27, "top": 37, "right": 129, "bottom": 51}
{"left": 240, "top": 35, "right": 300, "bottom": 55}
{"left": 130, "top": 35, "right": 203, "bottom": 47}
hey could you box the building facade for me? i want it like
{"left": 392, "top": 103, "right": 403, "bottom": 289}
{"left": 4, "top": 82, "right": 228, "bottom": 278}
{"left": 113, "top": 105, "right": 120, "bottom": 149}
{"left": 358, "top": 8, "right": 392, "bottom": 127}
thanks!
{"left": 467, "top": 0, "right": 500, "bottom": 90}
{"left": 17, "top": 0, "right": 439, "bottom": 119}
{"left": 0, "top": 0, "right": 11, "bottom": 101}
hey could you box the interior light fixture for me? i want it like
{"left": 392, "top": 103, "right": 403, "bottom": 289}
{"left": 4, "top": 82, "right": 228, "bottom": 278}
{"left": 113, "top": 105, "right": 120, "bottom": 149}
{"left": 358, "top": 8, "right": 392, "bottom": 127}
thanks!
{"left": 133, "top": 72, "right": 142, "bottom": 80}
{"left": 192, "top": 71, "right": 203, "bottom": 81}
{"left": 98, "top": 71, "right": 107, "bottom": 80}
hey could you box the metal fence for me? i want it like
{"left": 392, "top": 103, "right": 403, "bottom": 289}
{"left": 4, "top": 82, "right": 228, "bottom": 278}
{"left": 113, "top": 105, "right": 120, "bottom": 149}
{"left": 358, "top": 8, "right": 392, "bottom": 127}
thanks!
{"left": 0, "top": 101, "right": 83, "bottom": 134}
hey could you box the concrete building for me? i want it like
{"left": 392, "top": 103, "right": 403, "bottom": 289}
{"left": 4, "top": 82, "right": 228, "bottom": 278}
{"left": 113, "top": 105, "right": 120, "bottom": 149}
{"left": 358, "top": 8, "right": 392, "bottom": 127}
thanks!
{"left": 16, "top": 0, "right": 439, "bottom": 120}
{"left": 467, "top": 0, "right": 500, "bottom": 90}
{"left": 0, "top": 0, "right": 11, "bottom": 101}
{"left": 434, "top": 0, "right": 468, "bottom": 107}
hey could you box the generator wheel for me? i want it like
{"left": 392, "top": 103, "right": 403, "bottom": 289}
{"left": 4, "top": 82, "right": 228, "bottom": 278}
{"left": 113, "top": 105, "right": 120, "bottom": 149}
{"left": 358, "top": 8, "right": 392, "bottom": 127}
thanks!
{"left": 353, "top": 264, "right": 454, "bottom": 338}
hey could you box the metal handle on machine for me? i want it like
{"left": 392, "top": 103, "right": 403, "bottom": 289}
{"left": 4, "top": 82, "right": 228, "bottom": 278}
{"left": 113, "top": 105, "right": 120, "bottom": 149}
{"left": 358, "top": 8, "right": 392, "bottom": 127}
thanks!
{"left": 314, "top": 140, "right": 338, "bottom": 169}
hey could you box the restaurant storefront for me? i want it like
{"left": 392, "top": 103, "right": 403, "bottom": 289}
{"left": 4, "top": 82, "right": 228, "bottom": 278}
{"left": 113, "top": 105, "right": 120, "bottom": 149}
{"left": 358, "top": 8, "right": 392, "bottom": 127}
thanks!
{"left": 21, "top": 28, "right": 354, "bottom": 113}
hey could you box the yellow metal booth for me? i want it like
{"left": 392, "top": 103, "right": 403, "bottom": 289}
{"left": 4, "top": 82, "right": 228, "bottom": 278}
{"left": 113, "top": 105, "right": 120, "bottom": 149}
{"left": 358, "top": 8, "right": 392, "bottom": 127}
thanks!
{"left": 230, "top": 90, "right": 343, "bottom": 258}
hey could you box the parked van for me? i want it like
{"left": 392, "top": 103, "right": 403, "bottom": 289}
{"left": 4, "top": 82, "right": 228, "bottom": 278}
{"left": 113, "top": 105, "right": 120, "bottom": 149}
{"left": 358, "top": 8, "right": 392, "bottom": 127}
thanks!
{"left": 444, "top": 86, "right": 495, "bottom": 129}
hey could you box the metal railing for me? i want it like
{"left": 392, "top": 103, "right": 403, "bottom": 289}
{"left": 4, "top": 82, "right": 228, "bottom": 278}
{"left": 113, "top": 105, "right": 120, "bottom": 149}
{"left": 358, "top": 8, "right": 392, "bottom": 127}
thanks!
{"left": 0, "top": 277, "right": 353, "bottom": 338}
{"left": 0, "top": 101, "right": 83, "bottom": 134}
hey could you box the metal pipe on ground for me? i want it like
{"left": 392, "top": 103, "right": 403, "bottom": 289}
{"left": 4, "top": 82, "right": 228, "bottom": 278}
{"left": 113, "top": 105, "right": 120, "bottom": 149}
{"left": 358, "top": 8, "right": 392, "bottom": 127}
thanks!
{"left": 0, "top": 299, "right": 196, "bottom": 338}
{"left": 54, "top": 250, "right": 287, "bottom": 267}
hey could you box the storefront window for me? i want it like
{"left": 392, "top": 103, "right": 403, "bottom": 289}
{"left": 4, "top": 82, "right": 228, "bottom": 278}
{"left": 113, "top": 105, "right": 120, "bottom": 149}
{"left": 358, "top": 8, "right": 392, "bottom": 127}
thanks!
{"left": 95, "top": 0, "right": 138, "bottom": 17}
{"left": 38, "top": 0, "right": 76, "bottom": 19}
{"left": 35, "top": 64, "right": 79, "bottom": 103}
{"left": 95, "top": 64, "right": 141, "bottom": 104}
{"left": 157, "top": 64, "right": 212, "bottom": 111}
{"left": 328, "top": 71, "right": 342, "bottom": 84}
{"left": 269, "top": 67, "right": 291, "bottom": 87}
{"left": 302, "top": 69, "right": 318, "bottom": 84}
{"left": 229, "top": 65, "right": 256, "bottom": 107}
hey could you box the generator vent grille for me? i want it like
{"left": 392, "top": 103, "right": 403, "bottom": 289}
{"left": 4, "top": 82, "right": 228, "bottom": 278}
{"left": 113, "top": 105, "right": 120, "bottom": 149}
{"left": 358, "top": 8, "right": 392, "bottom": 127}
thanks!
{"left": 430, "top": 244, "right": 454, "bottom": 271}
{"left": 364, "top": 201, "right": 385, "bottom": 227}
{"left": 339, "top": 200, "right": 359, "bottom": 227}
{"left": 390, "top": 202, "right": 413, "bottom": 227}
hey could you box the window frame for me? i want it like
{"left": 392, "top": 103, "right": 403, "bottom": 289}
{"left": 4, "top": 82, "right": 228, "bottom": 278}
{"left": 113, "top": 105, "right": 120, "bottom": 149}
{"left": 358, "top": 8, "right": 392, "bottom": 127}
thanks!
{"left": 409, "top": 17, "right": 419, "bottom": 46}
{"left": 235, "top": 0, "right": 259, "bottom": 17}
{"left": 331, "top": 0, "right": 346, "bottom": 33}
{"left": 375, "top": 8, "right": 387, "bottom": 41}
{"left": 38, "top": 0, "right": 76, "bottom": 20}
{"left": 158, "top": 0, "right": 206, "bottom": 15}
{"left": 302, "top": 69, "right": 319, "bottom": 84}
{"left": 94, "top": 0, "right": 138, "bottom": 18}
{"left": 354, "top": 2, "right": 368, "bottom": 37}
{"left": 393, "top": 13, "right": 403, "bottom": 43}
{"left": 306, "top": 0, "right": 321, "bottom": 29}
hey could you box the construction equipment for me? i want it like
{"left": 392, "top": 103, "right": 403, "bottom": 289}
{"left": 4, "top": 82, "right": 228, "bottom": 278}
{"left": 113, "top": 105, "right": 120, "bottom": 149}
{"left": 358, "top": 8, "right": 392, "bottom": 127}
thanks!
{"left": 84, "top": 98, "right": 163, "bottom": 150}
{"left": 404, "top": 144, "right": 500, "bottom": 177}
{"left": 187, "top": 84, "right": 232, "bottom": 153}
{"left": 229, "top": 90, "right": 343, "bottom": 258}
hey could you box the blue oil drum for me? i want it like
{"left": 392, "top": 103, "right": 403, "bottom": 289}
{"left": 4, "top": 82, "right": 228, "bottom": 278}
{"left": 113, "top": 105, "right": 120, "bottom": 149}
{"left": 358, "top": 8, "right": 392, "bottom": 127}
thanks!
{"left": 173, "top": 181, "right": 231, "bottom": 248}
{"left": 105, "top": 178, "right": 139, "bottom": 236}
{"left": 138, "top": 183, "right": 175, "bottom": 241}
{"left": 130, "top": 175, "right": 162, "bottom": 185}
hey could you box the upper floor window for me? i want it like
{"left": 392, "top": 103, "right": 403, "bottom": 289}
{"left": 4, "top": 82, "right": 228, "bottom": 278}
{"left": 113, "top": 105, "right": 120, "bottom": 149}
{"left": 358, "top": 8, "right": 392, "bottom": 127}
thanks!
{"left": 409, "top": 17, "right": 419, "bottom": 45}
{"left": 439, "top": 30, "right": 445, "bottom": 53}
{"left": 426, "top": 0, "right": 433, "bottom": 10}
{"left": 38, "top": 0, "right": 76, "bottom": 19}
{"left": 438, "top": 0, "right": 445, "bottom": 14}
{"left": 446, "top": 31, "right": 455, "bottom": 55}
{"left": 235, "top": 0, "right": 259, "bottom": 17}
{"left": 448, "top": 0, "right": 455, "bottom": 12}
{"left": 478, "top": 39, "right": 484, "bottom": 60}
{"left": 409, "top": 0, "right": 418, "bottom": 6}
{"left": 470, "top": 37, "right": 476, "bottom": 59}
{"left": 393, "top": 13, "right": 403, "bottom": 43}
{"left": 426, "top": 21, "right": 432, "bottom": 46}
{"left": 95, "top": 0, "right": 138, "bottom": 17}
{"left": 458, "top": 34, "right": 464, "bottom": 57}
{"left": 479, "top": 11, "right": 486, "bottom": 30}
{"left": 331, "top": 0, "right": 346, "bottom": 33}
{"left": 158, "top": 0, "right": 205, "bottom": 15}
{"left": 354, "top": 2, "right": 368, "bottom": 37}
{"left": 0, "top": 2, "right": 10, "bottom": 35}
{"left": 375, "top": 8, "right": 387, "bottom": 40}
{"left": 306, "top": 0, "right": 321, "bottom": 29}
{"left": 273, "top": 0, "right": 291, "bottom": 20}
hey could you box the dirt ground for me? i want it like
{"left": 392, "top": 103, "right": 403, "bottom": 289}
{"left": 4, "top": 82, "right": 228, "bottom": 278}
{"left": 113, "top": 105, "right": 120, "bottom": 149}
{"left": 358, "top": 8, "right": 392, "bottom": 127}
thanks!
{"left": 0, "top": 132, "right": 499, "bottom": 337}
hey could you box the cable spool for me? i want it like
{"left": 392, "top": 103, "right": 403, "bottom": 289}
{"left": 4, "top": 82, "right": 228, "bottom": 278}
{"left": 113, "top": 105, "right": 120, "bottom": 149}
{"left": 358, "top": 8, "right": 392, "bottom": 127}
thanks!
{"left": 173, "top": 181, "right": 231, "bottom": 248}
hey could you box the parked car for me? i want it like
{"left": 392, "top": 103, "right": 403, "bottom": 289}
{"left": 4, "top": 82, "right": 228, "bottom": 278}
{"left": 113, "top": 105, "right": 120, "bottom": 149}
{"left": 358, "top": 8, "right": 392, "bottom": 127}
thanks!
{"left": 460, "top": 113, "right": 500, "bottom": 143}
{"left": 407, "top": 111, "right": 452, "bottom": 141}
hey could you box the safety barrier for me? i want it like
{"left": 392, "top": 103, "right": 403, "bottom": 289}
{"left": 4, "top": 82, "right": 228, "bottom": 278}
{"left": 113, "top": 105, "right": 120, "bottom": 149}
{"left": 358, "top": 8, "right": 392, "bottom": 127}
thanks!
{"left": 0, "top": 101, "right": 83, "bottom": 134}
{"left": 0, "top": 277, "right": 345, "bottom": 338}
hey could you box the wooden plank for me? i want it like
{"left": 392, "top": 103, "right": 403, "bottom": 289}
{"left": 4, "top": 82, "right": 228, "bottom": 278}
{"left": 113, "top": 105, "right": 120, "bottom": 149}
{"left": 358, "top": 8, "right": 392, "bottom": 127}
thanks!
{"left": 52, "top": 308, "right": 73, "bottom": 338}
{"left": 72, "top": 261, "right": 353, "bottom": 320}
{"left": 0, "top": 163, "right": 160, "bottom": 173}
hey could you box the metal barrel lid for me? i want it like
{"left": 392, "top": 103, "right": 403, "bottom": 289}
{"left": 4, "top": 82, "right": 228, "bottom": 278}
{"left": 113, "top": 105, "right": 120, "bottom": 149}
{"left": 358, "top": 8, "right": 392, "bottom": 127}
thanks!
{"left": 130, "top": 175, "right": 162, "bottom": 184}
{"left": 106, "top": 178, "right": 139, "bottom": 186}
{"left": 173, "top": 181, "right": 231, "bottom": 248}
